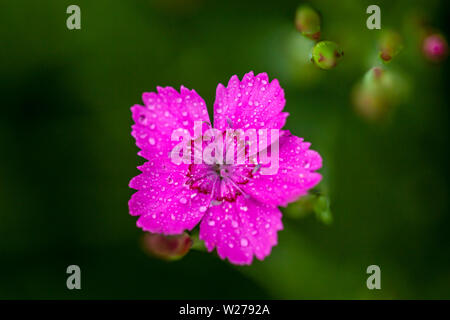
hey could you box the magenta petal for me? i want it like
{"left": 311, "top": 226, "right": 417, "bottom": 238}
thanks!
{"left": 199, "top": 197, "right": 283, "bottom": 265}
{"left": 135, "top": 189, "right": 209, "bottom": 235}
{"left": 242, "top": 131, "right": 322, "bottom": 207}
{"left": 129, "top": 157, "right": 209, "bottom": 234}
{"left": 131, "top": 182, "right": 210, "bottom": 235}
{"left": 131, "top": 86, "right": 211, "bottom": 161}
{"left": 213, "top": 71, "right": 288, "bottom": 131}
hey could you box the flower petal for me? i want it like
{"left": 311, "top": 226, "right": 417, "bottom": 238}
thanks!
{"left": 129, "top": 158, "right": 210, "bottom": 234}
{"left": 131, "top": 86, "right": 211, "bottom": 161}
{"left": 242, "top": 131, "right": 322, "bottom": 207}
{"left": 131, "top": 187, "right": 210, "bottom": 235}
{"left": 199, "top": 197, "right": 283, "bottom": 265}
{"left": 129, "top": 86, "right": 213, "bottom": 234}
{"left": 213, "top": 71, "right": 288, "bottom": 131}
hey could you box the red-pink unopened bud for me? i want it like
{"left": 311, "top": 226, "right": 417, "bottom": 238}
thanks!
{"left": 142, "top": 232, "right": 193, "bottom": 261}
{"left": 423, "top": 34, "right": 448, "bottom": 62}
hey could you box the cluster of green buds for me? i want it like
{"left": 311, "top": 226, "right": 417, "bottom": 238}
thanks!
{"left": 352, "top": 28, "right": 406, "bottom": 121}
{"left": 295, "top": 4, "right": 344, "bottom": 70}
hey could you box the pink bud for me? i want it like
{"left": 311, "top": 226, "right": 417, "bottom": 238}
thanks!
{"left": 423, "top": 34, "right": 448, "bottom": 62}
{"left": 142, "top": 232, "right": 193, "bottom": 261}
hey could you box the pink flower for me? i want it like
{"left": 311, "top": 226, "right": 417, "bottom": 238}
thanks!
{"left": 129, "top": 71, "right": 322, "bottom": 265}
{"left": 423, "top": 34, "right": 448, "bottom": 62}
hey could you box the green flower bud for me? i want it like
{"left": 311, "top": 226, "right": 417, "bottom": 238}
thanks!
{"left": 285, "top": 194, "right": 316, "bottom": 219}
{"left": 295, "top": 5, "right": 321, "bottom": 40}
{"left": 313, "top": 195, "right": 333, "bottom": 225}
{"left": 352, "top": 67, "right": 409, "bottom": 121}
{"left": 142, "top": 232, "right": 192, "bottom": 261}
{"left": 310, "top": 41, "right": 344, "bottom": 69}
{"left": 284, "top": 191, "right": 332, "bottom": 225}
{"left": 378, "top": 31, "right": 403, "bottom": 63}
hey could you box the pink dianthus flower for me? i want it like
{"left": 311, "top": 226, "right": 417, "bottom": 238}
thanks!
{"left": 129, "top": 71, "right": 322, "bottom": 265}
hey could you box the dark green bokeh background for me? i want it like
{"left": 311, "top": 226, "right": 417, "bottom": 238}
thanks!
{"left": 1, "top": 0, "right": 449, "bottom": 299}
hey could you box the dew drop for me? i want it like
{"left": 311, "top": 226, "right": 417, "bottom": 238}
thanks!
{"left": 199, "top": 206, "right": 207, "bottom": 213}
{"left": 138, "top": 114, "right": 147, "bottom": 124}
{"left": 240, "top": 238, "right": 248, "bottom": 247}
{"left": 149, "top": 138, "right": 156, "bottom": 145}
{"left": 179, "top": 197, "right": 187, "bottom": 204}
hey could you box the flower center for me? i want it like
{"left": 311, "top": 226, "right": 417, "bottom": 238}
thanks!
{"left": 186, "top": 163, "right": 254, "bottom": 202}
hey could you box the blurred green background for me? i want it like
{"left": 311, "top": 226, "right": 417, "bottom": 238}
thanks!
{"left": 1, "top": 0, "right": 449, "bottom": 299}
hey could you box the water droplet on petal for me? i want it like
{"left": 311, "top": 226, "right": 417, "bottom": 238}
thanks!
{"left": 139, "top": 114, "right": 147, "bottom": 124}
{"left": 199, "top": 206, "right": 207, "bottom": 213}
